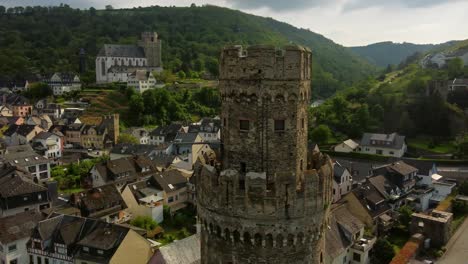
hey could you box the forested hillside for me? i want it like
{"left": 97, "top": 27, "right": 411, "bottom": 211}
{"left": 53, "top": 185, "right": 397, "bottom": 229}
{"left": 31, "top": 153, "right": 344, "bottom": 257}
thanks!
{"left": 351, "top": 41, "right": 455, "bottom": 67}
{"left": 0, "top": 4, "right": 376, "bottom": 98}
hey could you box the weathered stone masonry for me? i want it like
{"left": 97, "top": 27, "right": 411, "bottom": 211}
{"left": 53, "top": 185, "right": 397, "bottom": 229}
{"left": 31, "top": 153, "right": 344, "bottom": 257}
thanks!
{"left": 197, "top": 45, "right": 334, "bottom": 264}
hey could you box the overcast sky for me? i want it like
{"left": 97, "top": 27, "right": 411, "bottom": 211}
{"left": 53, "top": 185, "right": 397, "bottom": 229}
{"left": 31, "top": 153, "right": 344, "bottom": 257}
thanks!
{"left": 2, "top": 0, "right": 467, "bottom": 46}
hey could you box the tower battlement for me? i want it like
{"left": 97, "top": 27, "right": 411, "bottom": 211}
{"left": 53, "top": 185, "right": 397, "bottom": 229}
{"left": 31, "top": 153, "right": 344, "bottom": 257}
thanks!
{"left": 220, "top": 45, "right": 312, "bottom": 80}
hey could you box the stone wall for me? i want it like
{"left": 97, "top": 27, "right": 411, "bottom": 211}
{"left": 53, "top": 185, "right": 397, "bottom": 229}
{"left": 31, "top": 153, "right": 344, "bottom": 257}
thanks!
{"left": 198, "top": 45, "right": 333, "bottom": 264}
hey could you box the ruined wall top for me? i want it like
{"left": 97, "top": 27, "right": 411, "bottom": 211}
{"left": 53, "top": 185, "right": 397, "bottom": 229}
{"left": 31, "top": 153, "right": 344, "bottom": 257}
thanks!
{"left": 219, "top": 45, "right": 312, "bottom": 81}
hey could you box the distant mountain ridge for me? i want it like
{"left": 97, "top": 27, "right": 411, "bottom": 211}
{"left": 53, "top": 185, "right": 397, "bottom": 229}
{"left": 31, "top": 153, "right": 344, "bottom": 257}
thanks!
{"left": 350, "top": 41, "right": 455, "bottom": 67}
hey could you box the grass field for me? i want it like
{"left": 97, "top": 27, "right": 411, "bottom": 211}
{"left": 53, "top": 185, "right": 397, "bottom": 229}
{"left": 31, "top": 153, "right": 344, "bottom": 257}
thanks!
{"left": 407, "top": 136, "right": 457, "bottom": 154}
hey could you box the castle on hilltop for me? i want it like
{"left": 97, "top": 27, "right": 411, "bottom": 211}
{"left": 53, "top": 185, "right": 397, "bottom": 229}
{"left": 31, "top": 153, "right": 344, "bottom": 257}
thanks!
{"left": 196, "top": 45, "right": 334, "bottom": 263}
{"left": 95, "top": 32, "right": 163, "bottom": 84}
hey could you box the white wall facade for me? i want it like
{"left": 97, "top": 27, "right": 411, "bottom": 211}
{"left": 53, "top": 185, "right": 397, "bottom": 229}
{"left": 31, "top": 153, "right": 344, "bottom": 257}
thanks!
{"left": 0, "top": 237, "right": 30, "bottom": 264}
{"left": 357, "top": 143, "right": 406, "bottom": 158}
{"left": 95, "top": 56, "right": 147, "bottom": 83}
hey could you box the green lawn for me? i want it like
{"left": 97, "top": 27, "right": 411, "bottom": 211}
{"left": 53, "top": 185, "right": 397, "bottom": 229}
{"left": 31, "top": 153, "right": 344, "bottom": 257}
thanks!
{"left": 407, "top": 136, "right": 457, "bottom": 154}
{"left": 452, "top": 215, "right": 466, "bottom": 234}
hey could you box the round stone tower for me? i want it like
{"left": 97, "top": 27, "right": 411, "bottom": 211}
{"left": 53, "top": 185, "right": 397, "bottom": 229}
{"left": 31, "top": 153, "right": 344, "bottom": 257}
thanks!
{"left": 197, "top": 45, "right": 334, "bottom": 264}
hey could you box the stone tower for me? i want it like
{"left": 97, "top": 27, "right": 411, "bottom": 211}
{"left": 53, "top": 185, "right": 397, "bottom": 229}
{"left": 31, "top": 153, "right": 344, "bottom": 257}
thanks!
{"left": 197, "top": 45, "right": 334, "bottom": 264}
{"left": 138, "top": 32, "right": 162, "bottom": 67}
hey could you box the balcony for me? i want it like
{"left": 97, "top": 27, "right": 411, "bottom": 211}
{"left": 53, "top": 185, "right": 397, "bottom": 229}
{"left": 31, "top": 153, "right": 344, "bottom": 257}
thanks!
{"left": 352, "top": 236, "right": 376, "bottom": 252}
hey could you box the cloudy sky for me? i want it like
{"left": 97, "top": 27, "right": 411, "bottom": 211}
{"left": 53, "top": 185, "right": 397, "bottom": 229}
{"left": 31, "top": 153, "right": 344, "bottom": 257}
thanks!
{"left": 2, "top": 0, "right": 467, "bottom": 46}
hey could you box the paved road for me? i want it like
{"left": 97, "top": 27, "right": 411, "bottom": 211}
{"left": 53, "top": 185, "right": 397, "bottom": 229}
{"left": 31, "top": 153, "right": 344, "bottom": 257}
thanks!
{"left": 439, "top": 217, "right": 468, "bottom": 264}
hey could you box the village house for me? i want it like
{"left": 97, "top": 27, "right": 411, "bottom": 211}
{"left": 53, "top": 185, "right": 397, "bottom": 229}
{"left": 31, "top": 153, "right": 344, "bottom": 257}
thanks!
{"left": 334, "top": 139, "right": 359, "bottom": 153}
{"left": 27, "top": 213, "right": 153, "bottom": 264}
{"left": 0, "top": 105, "right": 13, "bottom": 116}
{"left": 0, "top": 164, "right": 51, "bottom": 217}
{"left": 121, "top": 177, "right": 165, "bottom": 223}
{"left": 122, "top": 127, "right": 150, "bottom": 145}
{"left": 32, "top": 131, "right": 63, "bottom": 159}
{"left": 371, "top": 161, "right": 418, "bottom": 193}
{"left": 415, "top": 164, "right": 456, "bottom": 209}
{"left": 43, "top": 72, "right": 81, "bottom": 96}
{"left": 152, "top": 234, "right": 200, "bottom": 263}
{"left": 25, "top": 114, "right": 53, "bottom": 130}
{"left": 0, "top": 210, "right": 44, "bottom": 264}
{"left": 343, "top": 181, "right": 393, "bottom": 234}
{"left": 127, "top": 70, "right": 160, "bottom": 93}
{"left": 151, "top": 169, "right": 189, "bottom": 212}
{"left": 356, "top": 132, "right": 407, "bottom": 158}
{"left": 149, "top": 123, "right": 185, "bottom": 145}
{"left": 2, "top": 94, "right": 33, "bottom": 117}
{"left": 3, "top": 124, "right": 44, "bottom": 146}
{"left": 63, "top": 123, "right": 84, "bottom": 148}
{"left": 0, "top": 116, "right": 24, "bottom": 126}
{"left": 325, "top": 204, "right": 375, "bottom": 264}
{"left": 170, "top": 132, "right": 213, "bottom": 171}
{"left": 4, "top": 145, "right": 52, "bottom": 183}
{"left": 189, "top": 117, "right": 221, "bottom": 143}
{"left": 332, "top": 162, "right": 353, "bottom": 203}
{"left": 410, "top": 210, "right": 453, "bottom": 248}
{"left": 80, "top": 124, "right": 111, "bottom": 150}
{"left": 70, "top": 184, "right": 130, "bottom": 223}
{"left": 89, "top": 155, "right": 157, "bottom": 188}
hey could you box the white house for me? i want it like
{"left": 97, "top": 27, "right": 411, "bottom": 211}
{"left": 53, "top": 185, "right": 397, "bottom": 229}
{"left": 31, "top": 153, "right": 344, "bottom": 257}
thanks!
{"left": 325, "top": 204, "right": 375, "bottom": 264}
{"left": 122, "top": 127, "right": 150, "bottom": 145}
{"left": 32, "top": 131, "right": 63, "bottom": 159}
{"left": 44, "top": 72, "right": 81, "bottom": 96}
{"left": 334, "top": 139, "right": 359, "bottom": 153}
{"left": 127, "top": 70, "right": 161, "bottom": 94}
{"left": 0, "top": 211, "right": 43, "bottom": 264}
{"left": 189, "top": 117, "right": 221, "bottom": 143}
{"left": 4, "top": 145, "right": 52, "bottom": 184}
{"left": 416, "top": 164, "right": 456, "bottom": 208}
{"left": 121, "top": 179, "right": 165, "bottom": 223}
{"left": 356, "top": 132, "right": 407, "bottom": 158}
{"left": 332, "top": 162, "right": 353, "bottom": 203}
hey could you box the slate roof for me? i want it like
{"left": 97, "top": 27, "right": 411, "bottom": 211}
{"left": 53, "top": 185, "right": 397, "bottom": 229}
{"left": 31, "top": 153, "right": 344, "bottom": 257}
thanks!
{"left": 0, "top": 210, "right": 43, "bottom": 244}
{"left": 351, "top": 183, "right": 391, "bottom": 218}
{"left": 325, "top": 205, "right": 364, "bottom": 258}
{"left": 153, "top": 234, "right": 201, "bottom": 264}
{"left": 150, "top": 123, "right": 184, "bottom": 142}
{"left": 129, "top": 70, "right": 153, "bottom": 81}
{"left": 174, "top": 132, "right": 199, "bottom": 144}
{"left": 34, "top": 131, "right": 59, "bottom": 140}
{"left": 0, "top": 166, "right": 47, "bottom": 197}
{"left": 4, "top": 145, "right": 49, "bottom": 167}
{"left": 333, "top": 162, "right": 348, "bottom": 183}
{"left": 77, "top": 224, "right": 129, "bottom": 250}
{"left": 3, "top": 94, "right": 30, "bottom": 106}
{"left": 152, "top": 169, "right": 188, "bottom": 193}
{"left": 111, "top": 143, "right": 158, "bottom": 156}
{"left": 72, "top": 184, "right": 127, "bottom": 217}
{"left": 3, "top": 124, "right": 37, "bottom": 137}
{"left": 373, "top": 161, "right": 418, "bottom": 177}
{"left": 97, "top": 44, "right": 145, "bottom": 58}
{"left": 360, "top": 132, "right": 406, "bottom": 150}
{"left": 199, "top": 117, "right": 221, "bottom": 133}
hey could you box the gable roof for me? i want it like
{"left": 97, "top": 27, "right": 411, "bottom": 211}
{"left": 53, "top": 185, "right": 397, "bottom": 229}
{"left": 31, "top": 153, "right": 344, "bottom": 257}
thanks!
{"left": 3, "top": 124, "right": 38, "bottom": 137}
{"left": 4, "top": 144, "right": 49, "bottom": 167}
{"left": 0, "top": 166, "right": 47, "bottom": 198}
{"left": 72, "top": 184, "right": 127, "bottom": 218}
{"left": 152, "top": 169, "right": 188, "bottom": 193}
{"left": 342, "top": 139, "right": 359, "bottom": 150}
{"left": 360, "top": 132, "right": 406, "bottom": 150}
{"left": 153, "top": 234, "right": 201, "bottom": 264}
{"left": 0, "top": 210, "right": 44, "bottom": 244}
{"left": 97, "top": 44, "right": 145, "bottom": 58}
{"left": 150, "top": 123, "right": 184, "bottom": 141}
{"left": 174, "top": 132, "right": 199, "bottom": 144}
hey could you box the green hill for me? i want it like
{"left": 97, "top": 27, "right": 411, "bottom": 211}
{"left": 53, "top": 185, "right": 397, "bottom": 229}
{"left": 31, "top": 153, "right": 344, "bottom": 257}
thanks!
{"left": 351, "top": 41, "right": 455, "bottom": 67}
{"left": 0, "top": 4, "right": 376, "bottom": 98}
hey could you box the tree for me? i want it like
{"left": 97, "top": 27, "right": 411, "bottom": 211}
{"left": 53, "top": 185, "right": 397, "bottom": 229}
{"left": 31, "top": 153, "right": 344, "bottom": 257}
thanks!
{"left": 0, "top": 6, "right": 5, "bottom": 14}
{"left": 89, "top": 7, "right": 96, "bottom": 16}
{"left": 118, "top": 134, "right": 138, "bottom": 144}
{"left": 130, "top": 216, "right": 159, "bottom": 231}
{"left": 24, "top": 82, "right": 52, "bottom": 100}
{"left": 398, "top": 205, "right": 413, "bottom": 228}
{"left": 448, "top": 58, "right": 464, "bottom": 79}
{"left": 129, "top": 94, "right": 144, "bottom": 114}
{"left": 177, "top": 70, "right": 186, "bottom": 79}
{"left": 205, "top": 57, "right": 219, "bottom": 77}
{"left": 310, "top": 124, "right": 331, "bottom": 144}
{"left": 459, "top": 181, "right": 468, "bottom": 196}
{"left": 105, "top": 5, "right": 114, "bottom": 10}
{"left": 371, "top": 238, "right": 395, "bottom": 264}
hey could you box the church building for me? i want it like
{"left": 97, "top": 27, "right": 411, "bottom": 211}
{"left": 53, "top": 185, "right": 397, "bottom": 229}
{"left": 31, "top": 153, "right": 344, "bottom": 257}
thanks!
{"left": 95, "top": 32, "right": 163, "bottom": 84}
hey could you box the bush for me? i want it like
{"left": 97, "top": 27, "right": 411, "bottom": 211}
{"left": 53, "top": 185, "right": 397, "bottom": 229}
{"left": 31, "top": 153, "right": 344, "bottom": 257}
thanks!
{"left": 130, "top": 216, "right": 159, "bottom": 231}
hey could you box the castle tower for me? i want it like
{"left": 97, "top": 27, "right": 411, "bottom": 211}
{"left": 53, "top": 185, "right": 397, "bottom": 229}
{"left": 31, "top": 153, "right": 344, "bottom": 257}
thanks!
{"left": 138, "top": 32, "right": 162, "bottom": 68}
{"left": 197, "top": 45, "right": 334, "bottom": 264}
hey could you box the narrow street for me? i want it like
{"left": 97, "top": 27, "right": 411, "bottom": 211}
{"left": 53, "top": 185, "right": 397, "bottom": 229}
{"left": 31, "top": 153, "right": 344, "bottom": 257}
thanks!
{"left": 439, "top": 217, "right": 468, "bottom": 264}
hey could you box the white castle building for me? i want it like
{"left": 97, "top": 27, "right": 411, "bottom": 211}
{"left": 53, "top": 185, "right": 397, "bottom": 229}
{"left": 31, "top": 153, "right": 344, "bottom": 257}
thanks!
{"left": 95, "top": 32, "right": 163, "bottom": 84}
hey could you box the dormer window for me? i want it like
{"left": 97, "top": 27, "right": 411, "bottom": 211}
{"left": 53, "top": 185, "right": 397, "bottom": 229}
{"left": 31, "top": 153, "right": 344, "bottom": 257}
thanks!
{"left": 83, "top": 246, "right": 89, "bottom": 252}
{"left": 98, "top": 249, "right": 104, "bottom": 255}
